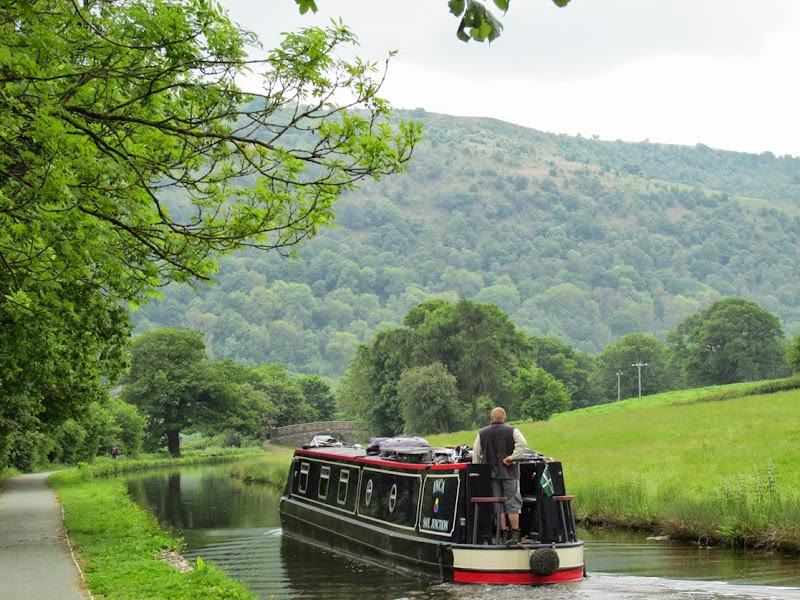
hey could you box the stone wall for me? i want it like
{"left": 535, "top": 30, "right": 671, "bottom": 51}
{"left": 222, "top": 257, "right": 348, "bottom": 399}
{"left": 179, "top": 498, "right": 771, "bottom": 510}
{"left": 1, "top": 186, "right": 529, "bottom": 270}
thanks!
{"left": 268, "top": 421, "right": 369, "bottom": 448}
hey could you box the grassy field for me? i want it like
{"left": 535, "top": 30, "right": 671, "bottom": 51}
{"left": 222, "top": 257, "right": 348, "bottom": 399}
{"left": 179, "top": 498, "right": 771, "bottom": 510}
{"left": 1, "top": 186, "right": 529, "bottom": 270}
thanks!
{"left": 428, "top": 378, "right": 800, "bottom": 551}
{"left": 39, "top": 378, "right": 800, "bottom": 599}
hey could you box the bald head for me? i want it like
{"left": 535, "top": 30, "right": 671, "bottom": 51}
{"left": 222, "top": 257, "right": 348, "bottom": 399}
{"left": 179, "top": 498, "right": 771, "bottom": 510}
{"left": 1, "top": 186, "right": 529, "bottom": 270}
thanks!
{"left": 490, "top": 407, "right": 506, "bottom": 423}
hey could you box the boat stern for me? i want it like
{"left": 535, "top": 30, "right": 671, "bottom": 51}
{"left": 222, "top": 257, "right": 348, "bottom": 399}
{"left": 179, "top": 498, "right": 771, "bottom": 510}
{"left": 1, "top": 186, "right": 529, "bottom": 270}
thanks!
{"left": 450, "top": 541, "right": 585, "bottom": 584}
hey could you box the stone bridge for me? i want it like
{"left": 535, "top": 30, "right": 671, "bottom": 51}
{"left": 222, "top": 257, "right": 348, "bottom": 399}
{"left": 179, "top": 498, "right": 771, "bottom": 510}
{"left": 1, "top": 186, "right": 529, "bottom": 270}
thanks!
{"left": 268, "top": 421, "right": 369, "bottom": 448}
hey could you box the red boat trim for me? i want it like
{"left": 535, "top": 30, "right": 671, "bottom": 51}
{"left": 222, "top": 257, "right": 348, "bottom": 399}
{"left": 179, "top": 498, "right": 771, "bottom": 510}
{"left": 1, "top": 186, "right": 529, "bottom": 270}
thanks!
{"left": 453, "top": 566, "right": 585, "bottom": 585}
{"left": 294, "top": 448, "right": 467, "bottom": 471}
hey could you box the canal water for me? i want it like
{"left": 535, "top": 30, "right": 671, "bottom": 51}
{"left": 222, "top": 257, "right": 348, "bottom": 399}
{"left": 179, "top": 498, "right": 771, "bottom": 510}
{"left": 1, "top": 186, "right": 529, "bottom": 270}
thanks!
{"left": 126, "top": 463, "right": 800, "bottom": 600}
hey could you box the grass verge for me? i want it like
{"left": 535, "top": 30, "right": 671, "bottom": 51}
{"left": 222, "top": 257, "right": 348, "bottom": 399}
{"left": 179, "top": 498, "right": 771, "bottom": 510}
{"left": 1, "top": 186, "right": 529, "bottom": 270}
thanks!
{"left": 428, "top": 379, "right": 800, "bottom": 552}
{"left": 226, "top": 451, "right": 294, "bottom": 487}
{"left": 79, "top": 447, "right": 264, "bottom": 477}
{"left": 49, "top": 453, "right": 267, "bottom": 600}
{"left": 0, "top": 466, "right": 19, "bottom": 489}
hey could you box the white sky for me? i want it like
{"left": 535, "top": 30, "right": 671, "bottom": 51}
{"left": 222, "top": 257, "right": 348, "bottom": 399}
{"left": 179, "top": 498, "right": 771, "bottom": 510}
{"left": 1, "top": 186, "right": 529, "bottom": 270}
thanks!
{"left": 219, "top": 0, "right": 800, "bottom": 157}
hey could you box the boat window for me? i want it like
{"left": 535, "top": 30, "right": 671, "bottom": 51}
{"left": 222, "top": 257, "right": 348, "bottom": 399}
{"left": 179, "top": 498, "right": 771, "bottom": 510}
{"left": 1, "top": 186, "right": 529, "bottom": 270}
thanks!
{"left": 299, "top": 462, "right": 310, "bottom": 494}
{"left": 318, "top": 466, "right": 331, "bottom": 499}
{"left": 337, "top": 470, "right": 350, "bottom": 505}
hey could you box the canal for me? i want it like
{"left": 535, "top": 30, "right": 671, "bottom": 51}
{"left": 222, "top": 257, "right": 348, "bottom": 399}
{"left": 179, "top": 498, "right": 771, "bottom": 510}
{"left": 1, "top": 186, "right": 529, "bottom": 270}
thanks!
{"left": 126, "top": 463, "right": 800, "bottom": 600}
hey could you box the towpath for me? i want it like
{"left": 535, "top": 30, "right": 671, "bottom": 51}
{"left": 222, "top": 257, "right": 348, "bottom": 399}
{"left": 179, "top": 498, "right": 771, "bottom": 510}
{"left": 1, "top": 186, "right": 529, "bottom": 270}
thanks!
{"left": 0, "top": 472, "right": 91, "bottom": 600}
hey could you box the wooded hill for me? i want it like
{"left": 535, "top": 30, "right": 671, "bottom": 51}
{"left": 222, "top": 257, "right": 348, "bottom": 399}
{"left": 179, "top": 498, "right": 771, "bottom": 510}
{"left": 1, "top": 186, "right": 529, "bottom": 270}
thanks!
{"left": 132, "top": 110, "right": 800, "bottom": 378}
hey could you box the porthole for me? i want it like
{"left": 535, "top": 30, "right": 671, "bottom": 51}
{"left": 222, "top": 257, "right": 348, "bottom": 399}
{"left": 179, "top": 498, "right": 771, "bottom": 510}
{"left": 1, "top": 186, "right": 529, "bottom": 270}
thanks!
{"left": 337, "top": 470, "right": 350, "bottom": 505}
{"left": 298, "top": 462, "right": 310, "bottom": 494}
{"left": 318, "top": 466, "right": 331, "bottom": 499}
{"left": 365, "top": 479, "right": 373, "bottom": 506}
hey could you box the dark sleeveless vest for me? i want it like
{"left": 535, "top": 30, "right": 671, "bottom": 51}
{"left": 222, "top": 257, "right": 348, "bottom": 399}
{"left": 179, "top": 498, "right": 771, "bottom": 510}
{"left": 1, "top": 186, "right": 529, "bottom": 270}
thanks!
{"left": 478, "top": 422, "right": 519, "bottom": 480}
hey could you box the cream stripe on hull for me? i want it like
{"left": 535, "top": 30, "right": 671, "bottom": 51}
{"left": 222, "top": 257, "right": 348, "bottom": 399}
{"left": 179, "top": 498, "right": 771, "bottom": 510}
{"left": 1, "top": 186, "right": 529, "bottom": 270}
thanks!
{"left": 452, "top": 544, "right": 584, "bottom": 571}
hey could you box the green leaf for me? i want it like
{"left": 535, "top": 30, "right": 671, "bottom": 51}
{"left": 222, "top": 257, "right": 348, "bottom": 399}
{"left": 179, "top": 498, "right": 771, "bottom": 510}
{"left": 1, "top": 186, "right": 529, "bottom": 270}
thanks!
{"left": 485, "top": 12, "right": 504, "bottom": 42}
{"left": 456, "top": 17, "right": 471, "bottom": 41}
{"left": 448, "top": 0, "right": 467, "bottom": 16}
{"left": 552, "top": 0, "right": 572, "bottom": 6}
{"left": 295, "top": 0, "right": 318, "bottom": 15}
{"left": 472, "top": 20, "right": 493, "bottom": 41}
{"left": 4, "top": 290, "right": 31, "bottom": 309}
{"left": 493, "top": 0, "right": 510, "bottom": 12}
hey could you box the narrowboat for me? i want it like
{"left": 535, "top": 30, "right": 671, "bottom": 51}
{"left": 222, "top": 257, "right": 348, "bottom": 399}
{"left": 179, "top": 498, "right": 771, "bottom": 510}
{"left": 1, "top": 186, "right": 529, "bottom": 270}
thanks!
{"left": 278, "top": 436, "right": 585, "bottom": 585}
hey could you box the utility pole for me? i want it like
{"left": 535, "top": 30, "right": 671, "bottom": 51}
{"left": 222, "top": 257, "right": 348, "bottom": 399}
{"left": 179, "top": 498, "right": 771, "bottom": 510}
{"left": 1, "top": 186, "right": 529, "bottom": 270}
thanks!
{"left": 631, "top": 362, "right": 648, "bottom": 398}
{"left": 616, "top": 371, "right": 622, "bottom": 401}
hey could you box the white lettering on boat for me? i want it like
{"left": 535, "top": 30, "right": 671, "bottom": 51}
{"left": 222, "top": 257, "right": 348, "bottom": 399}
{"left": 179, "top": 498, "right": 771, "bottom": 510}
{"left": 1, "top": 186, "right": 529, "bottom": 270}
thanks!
{"left": 421, "top": 517, "right": 450, "bottom": 532}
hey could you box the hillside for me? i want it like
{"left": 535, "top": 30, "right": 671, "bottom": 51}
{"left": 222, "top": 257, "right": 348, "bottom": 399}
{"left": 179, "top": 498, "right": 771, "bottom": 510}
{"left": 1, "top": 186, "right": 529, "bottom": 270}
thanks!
{"left": 132, "top": 110, "right": 800, "bottom": 377}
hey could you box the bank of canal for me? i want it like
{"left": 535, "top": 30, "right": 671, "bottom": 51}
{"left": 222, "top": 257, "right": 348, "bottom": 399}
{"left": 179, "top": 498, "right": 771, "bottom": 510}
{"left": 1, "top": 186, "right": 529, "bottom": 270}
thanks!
{"left": 126, "top": 463, "right": 800, "bottom": 600}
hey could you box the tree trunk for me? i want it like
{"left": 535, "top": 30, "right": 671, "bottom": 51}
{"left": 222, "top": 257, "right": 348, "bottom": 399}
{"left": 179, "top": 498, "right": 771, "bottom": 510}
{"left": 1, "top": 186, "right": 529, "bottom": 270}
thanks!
{"left": 166, "top": 430, "right": 181, "bottom": 458}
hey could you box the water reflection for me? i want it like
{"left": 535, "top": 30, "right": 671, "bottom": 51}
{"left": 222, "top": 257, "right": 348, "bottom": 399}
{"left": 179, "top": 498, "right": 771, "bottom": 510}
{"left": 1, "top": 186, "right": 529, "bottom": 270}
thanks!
{"left": 127, "top": 469, "right": 275, "bottom": 530}
{"left": 125, "top": 463, "right": 800, "bottom": 600}
{"left": 581, "top": 528, "right": 800, "bottom": 588}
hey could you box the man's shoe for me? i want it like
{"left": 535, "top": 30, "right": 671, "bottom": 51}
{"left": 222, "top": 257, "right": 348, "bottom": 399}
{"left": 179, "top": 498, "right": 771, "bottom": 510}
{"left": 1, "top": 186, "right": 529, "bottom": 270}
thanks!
{"left": 505, "top": 529, "right": 521, "bottom": 546}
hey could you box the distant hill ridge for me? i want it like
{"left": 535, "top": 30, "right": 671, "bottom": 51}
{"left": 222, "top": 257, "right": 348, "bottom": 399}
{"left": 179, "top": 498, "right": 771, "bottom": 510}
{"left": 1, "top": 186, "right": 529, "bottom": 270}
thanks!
{"left": 133, "top": 110, "right": 800, "bottom": 378}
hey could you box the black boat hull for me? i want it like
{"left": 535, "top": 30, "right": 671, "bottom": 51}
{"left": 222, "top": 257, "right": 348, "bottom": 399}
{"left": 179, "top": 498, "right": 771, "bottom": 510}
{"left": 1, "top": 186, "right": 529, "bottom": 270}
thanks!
{"left": 279, "top": 445, "right": 585, "bottom": 584}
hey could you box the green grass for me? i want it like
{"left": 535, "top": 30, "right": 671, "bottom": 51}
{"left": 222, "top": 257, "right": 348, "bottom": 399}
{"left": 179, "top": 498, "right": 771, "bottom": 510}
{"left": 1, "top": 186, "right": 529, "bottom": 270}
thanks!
{"left": 41, "top": 379, "right": 800, "bottom": 600}
{"left": 226, "top": 451, "right": 294, "bottom": 486}
{"left": 45, "top": 448, "right": 297, "bottom": 599}
{"left": 428, "top": 379, "right": 800, "bottom": 551}
{"left": 0, "top": 466, "right": 18, "bottom": 490}
{"left": 48, "top": 450, "right": 282, "bottom": 600}
{"left": 80, "top": 446, "right": 264, "bottom": 477}
{"left": 50, "top": 468, "right": 259, "bottom": 600}
{"left": 549, "top": 383, "right": 747, "bottom": 417}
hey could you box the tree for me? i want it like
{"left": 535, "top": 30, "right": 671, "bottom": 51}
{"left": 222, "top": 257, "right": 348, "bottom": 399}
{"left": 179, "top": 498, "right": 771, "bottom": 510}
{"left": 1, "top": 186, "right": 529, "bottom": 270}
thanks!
{"left": 1, "top": 0, "right": 419, "bottom": 466}
{"left": 358, "top": 328, "right": 413, "bottom": 436}
{"left": 194, "top": 359, "right": 267, "bottom": 443}
{"left": 341, "top": 297, "right": 533, "bottom": 434}
{"left": 396, "top": 363, "right": 464, "bottom": 435}
{"left": 3, "top": 1, "right": 418, "bottom": 300}
{"left": 48, "top": 394, "right": 146, "bottom": 464}
{"left": 410, "top": 297, "right": 531, "bottom": 424}
{"left": 513, "top": 365, "right": 570, "bottom": 421}
{"left": 50, "top": 419, "right": 88, "bottom": 466}
{"left": 251, "top": 364, "right": 316, "bottom": 428}
{"left": 667, "top": 298, "right": 788, "bottom": 387}
{"left": 0, "top": 285, "right": 129, "bottom": 469}
{"left": 335, "top": 344, "right": 375, "bottom": 420}
{"left": 591, "top": 333, "right": 672, "bottom": 401}
{"left": 296, "top": 374, "right": 337, "bottom": 421}
{"left": 120, "top": 328, "right": 208, "bottom": 457}
{"left": 104, "top": 396, "right": 146, "bottom": 458}
{"left": 789, "top": 333, "right": 800, "bottom": 374}
{"left": 529, "top": 335, "right": 599, "bottom": 408}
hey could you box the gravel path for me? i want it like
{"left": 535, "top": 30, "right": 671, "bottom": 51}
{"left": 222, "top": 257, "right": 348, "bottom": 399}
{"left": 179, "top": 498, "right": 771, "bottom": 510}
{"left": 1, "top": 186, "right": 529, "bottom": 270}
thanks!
{"left": 0, "top": 472, "right": 91, "bottom": 600}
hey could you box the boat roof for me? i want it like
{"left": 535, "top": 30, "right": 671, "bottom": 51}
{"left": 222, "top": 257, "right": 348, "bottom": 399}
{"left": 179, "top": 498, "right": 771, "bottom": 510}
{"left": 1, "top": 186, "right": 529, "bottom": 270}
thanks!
{"left": 294, "top": 446, "right": 470, "bottom": 471}
{"left": 292, "top": 436, "right": 547, "bottom": 471}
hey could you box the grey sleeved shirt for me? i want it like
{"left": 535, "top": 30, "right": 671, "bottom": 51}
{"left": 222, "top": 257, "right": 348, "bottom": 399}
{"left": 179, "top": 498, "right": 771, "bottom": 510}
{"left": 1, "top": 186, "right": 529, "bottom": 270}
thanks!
{"left": 472, "top": 427, "right": 526, "bottom": 463}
